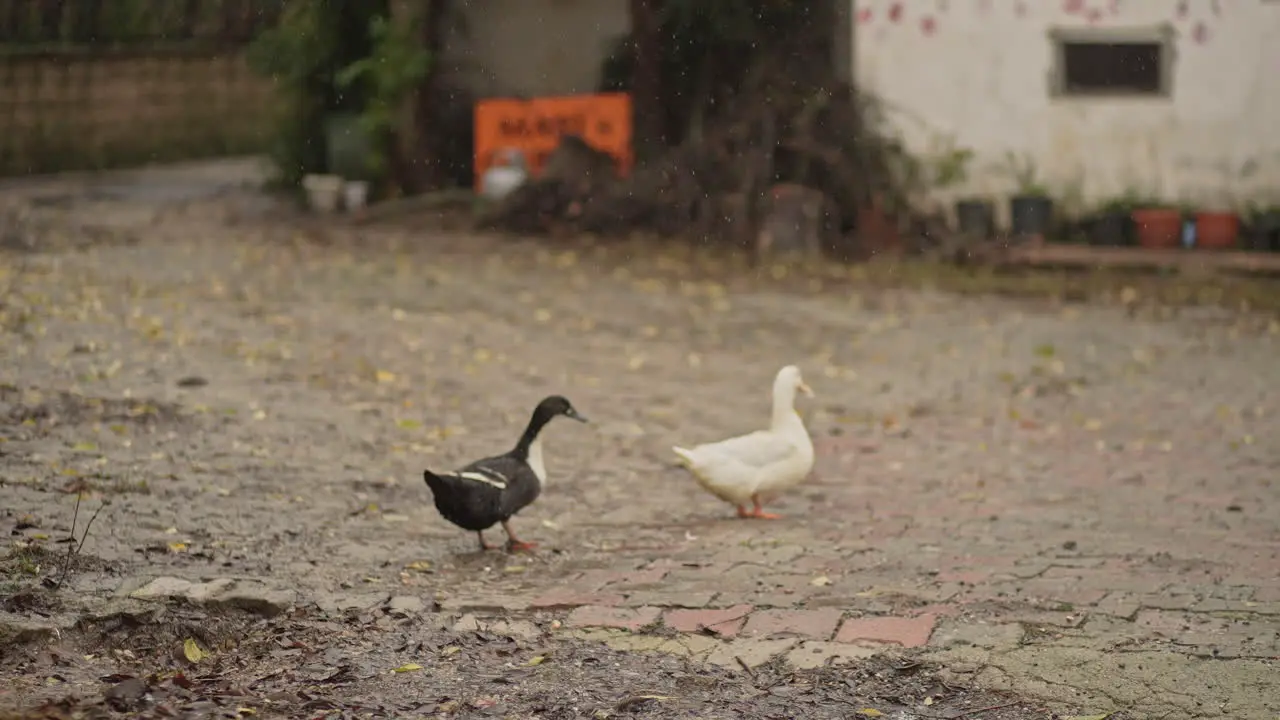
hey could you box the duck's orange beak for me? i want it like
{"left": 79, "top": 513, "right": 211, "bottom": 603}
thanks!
{"left": 798, "top": 381, "right": 814, "bottom": 398}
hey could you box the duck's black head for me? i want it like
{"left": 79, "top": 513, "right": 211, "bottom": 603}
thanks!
{"left": 515, "top": 395, "right": 587, "bottom": 456}
{"left": 532, "top": 395, "right": 588, "bottom": 426}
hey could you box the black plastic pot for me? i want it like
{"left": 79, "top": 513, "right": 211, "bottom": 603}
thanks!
{"left": 1090, "top": 211, "right": 1130, "bottom": 246}
{"left": 1010, "top": 195, "right": 1054, "bottom": 237}
{"left": 1256, "top": 211, "right": 1280, "bottom": 251}
{"left": 1241, "top": 224, "right": 1269, "bottom": 251}
{"left": 955, "top": 199, "right": 995, "bottom": 238}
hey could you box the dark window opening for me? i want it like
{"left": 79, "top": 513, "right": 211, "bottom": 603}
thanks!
{"left": 1061, "top": 41, "right": 1163, "bottom": 95}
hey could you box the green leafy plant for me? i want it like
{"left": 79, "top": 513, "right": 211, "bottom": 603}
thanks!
{"left": 1003, "top": 151, "right": 1050, "bottom": 197}
{"left": 1097, "top": 189, "right": 1165, "bottom": 214}
{"left": 335, "top": 14, "right": 432, "bottom": 181}
{"left": 931, "top": 144, "right": 974, "bottom": 189}
{"left": 246, "top": 1, "right": 393, "bottom": 189}
{"left": 246, "top": 0, "right": 340, "bottom": 188}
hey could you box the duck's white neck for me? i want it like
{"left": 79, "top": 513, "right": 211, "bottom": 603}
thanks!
{"left": 526, "top": 436, "right": 547, "bottom": 483}
{"left": 770, "top": 385, "right": 802, "bottom": 430}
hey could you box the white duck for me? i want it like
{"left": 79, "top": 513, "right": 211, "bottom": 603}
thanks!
{"left": 673, "top": 365, "right": 815, "bottom": 519}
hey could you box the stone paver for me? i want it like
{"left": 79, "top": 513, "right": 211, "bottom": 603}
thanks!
{"left": 566, "top": 605, "right": 661, "bottom": 631}
{"left": 741, "top": 608, "right": 843, "bottom": 640}
{"left": 662, "top": 605, "right": 754, "bottom": 638}
{"left": 786, "top": 641, "right": 879, "bottom": 669}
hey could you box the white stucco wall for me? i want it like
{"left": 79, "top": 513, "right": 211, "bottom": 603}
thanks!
{"left": 440, "top": 0, "right": 629, "bottom": 98}
{"left": 853, "top": 0, "right": 1280, "bottom": 213}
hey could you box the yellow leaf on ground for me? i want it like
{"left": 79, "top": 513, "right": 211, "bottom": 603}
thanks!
{"left": 71, "top": 442, "right": 97, "bottom": 452}
{"left": 397, "top": 419, "right": 422, "bottom": 430}
{"left": 404, "top": 560, "right": 432, "bottom": 572}
{"left": 392, "top": 663, "right": 423, "bottom": 673}
{"left": 375, "top": 370, "right": 396, "bottom": 383}
{"left": 168, "top": 542, "right": 188, "bottom": 553}
{"left": 182, "top": 638, "right": 205, "bottom": 664}
{"left": 523, "top": 656, "right": 546, "bottom": 666}
{"left": 856, "top": 710, "right": 883, "bottom": 717}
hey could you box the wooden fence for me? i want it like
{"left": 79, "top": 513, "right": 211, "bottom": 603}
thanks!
{"left": 0, "top": 0, "right": 281, "bottom": 176}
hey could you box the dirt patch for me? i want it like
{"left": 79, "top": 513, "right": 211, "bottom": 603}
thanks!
{"left": 2, "top": 605, "right": 1064, "bottom": 720}
{"left": 1, "top": 385, "right": 187, "bottom": 434}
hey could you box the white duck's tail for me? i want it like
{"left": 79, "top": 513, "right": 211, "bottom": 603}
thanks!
{"left": 672, "top": 445, "right": 699, "bottom": 468}
{"left": 673, "top": 445, "right": 716, "bottom": 487}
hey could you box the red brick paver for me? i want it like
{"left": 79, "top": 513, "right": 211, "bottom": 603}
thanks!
{"left": 836, "top": 614, "right": 937, "bottom": 648}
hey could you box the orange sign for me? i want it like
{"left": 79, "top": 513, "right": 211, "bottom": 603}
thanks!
{"left": 473, "top": 92, "right": 633, "bottom": 190}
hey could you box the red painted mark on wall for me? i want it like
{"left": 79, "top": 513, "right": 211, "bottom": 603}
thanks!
{"left": 1086, "top": 8, "right": 1103, "bottom": 24}
{"left": 921, "top": 15, "right": 937, "bottom": 35}
{"left": 1192, "top": 21, "right": 1209, "bottom": 43}
{"left": 857, "top": 8, "right": 873, "bottom": 24}
{"left": 1108, "top": 0, "right": 1121, "bottom": 14}
{"left": 889, "top": 2, "right": 904, "bottom": 23}
{"left": 1064, "top": 0, "right": 1084, "bottom": 14}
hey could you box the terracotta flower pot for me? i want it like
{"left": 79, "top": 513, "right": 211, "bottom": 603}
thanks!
{"left": 1195, "top": 211, "right": 1240, "bottom": 251}
{"left": 1131, "top": 207, "right": 1182, "bottom": 249}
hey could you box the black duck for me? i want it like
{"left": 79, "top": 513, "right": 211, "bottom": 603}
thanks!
{"left": 423, "top": 395, "right": 587, "bottom": 551}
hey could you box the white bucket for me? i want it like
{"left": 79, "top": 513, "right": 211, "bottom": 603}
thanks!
{"left": 302, "top": 174, "right": 344, "bottom": 213}
{"left": 343, "top": 180, "right": 370, "bottom": 211}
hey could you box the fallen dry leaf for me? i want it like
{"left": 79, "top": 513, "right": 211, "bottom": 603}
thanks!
{"left": 392, "top": 663, "right": 423, "bottom": 673}
{"left": 522, "top": 655, "right": 547, "bottom": 667}
{"left": 182, "top": 638, "right": 205, "bottom": 664}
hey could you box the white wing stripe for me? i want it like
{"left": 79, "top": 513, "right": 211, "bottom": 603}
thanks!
{"left": 452, "top": 470, "right": 508, "bottom": 489}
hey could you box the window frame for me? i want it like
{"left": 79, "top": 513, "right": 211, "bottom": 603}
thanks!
{"left": 1047, "top": 24, "right": 1177, "bottom": 99}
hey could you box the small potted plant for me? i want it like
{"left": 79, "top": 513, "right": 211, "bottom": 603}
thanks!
{"left": 1130, "top": 195, "right": 1182, "bottom": 249}
{"left": 1194, "top": 205, "right": 1241, "bottom": 251}
{"left": 1004, "top": 152, "right": 1054, "bottom": 238}
{"left": 1241, "top": 200, "right": 1280, "bottom": 252}
{"left": 1087, "top": 191, "right": 1151, "bottom": 246}
{"left": 929, "top": 144, "right": 991, "bottom": 238}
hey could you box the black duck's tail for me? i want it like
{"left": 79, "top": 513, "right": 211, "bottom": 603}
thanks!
{"left": 423, "top": 470, "right": 446, "bottom": 495}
